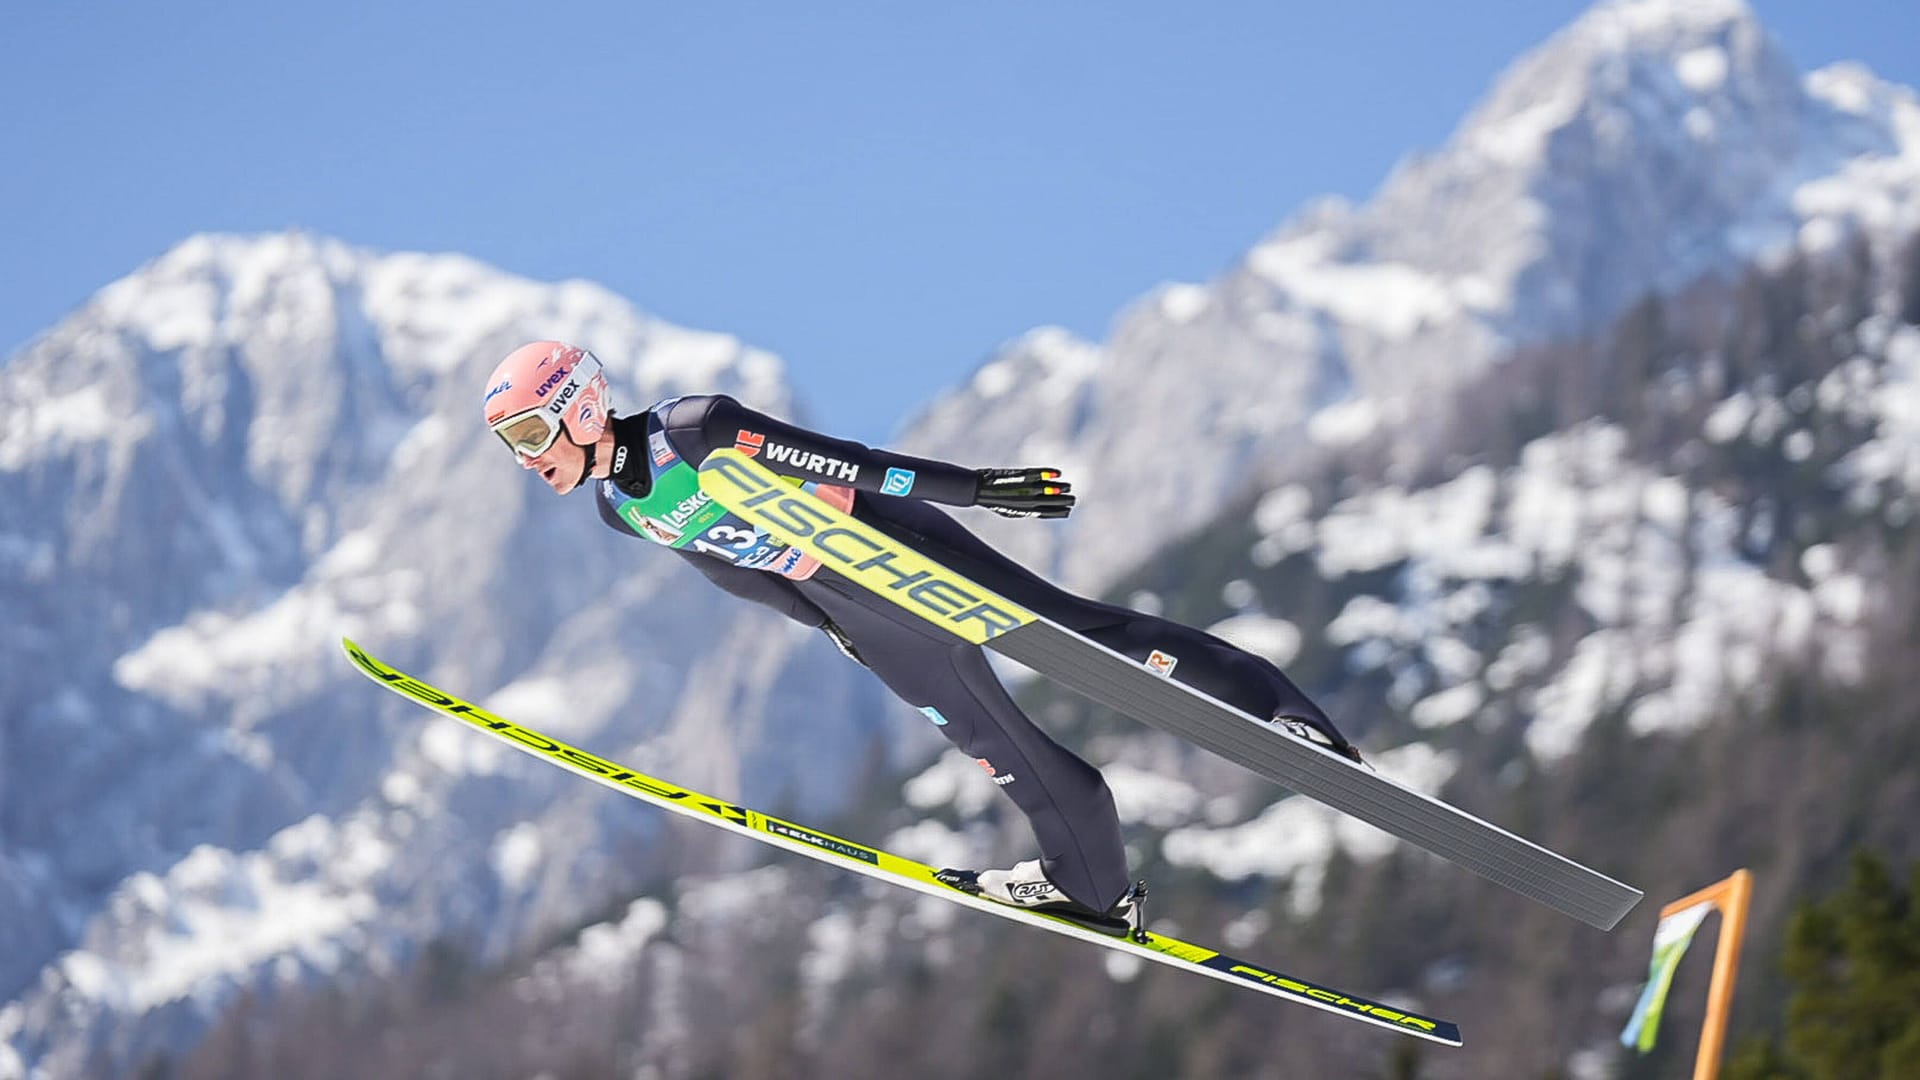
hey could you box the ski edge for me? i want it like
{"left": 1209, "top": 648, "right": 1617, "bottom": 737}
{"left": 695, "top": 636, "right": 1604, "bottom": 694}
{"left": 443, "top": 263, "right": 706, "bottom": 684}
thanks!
{"left": 339, "top": 636, "right": 1463, "bottom": 1047}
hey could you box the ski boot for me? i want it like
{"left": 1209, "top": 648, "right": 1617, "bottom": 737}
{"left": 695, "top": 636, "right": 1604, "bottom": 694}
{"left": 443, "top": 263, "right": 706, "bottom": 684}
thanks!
{"left": 936, "top": 859, "right": 1151, "bottom": 942}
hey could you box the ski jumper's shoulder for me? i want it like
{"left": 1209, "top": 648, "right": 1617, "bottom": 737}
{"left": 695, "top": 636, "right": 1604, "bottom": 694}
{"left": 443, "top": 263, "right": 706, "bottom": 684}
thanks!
{"left": 652, "top": 394, "right": 727, "bottom": 461}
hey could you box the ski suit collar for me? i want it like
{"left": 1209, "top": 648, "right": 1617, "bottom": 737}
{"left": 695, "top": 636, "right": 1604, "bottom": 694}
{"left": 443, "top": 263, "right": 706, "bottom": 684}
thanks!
{"left": 606, "top": 411, "right": 653, "bottom": 497}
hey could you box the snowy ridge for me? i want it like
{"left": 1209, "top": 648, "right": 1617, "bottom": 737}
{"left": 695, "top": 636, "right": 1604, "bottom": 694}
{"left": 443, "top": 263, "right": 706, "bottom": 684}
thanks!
{"left": 898, "top": 0, "right": 1920, "bottom": 592}
{"left": 893, "top": 326, "right": 1105, "bottom": 575}
{"left": 0, "top": 231, "right": 889, "bottom": 1075}
{"left": 878, "top": 2, "right": 1919, "bottom": 986}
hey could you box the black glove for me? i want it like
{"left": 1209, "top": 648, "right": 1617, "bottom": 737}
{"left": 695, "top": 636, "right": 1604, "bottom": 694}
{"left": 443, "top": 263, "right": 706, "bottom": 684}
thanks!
{"left": 973, "top": 467, "right": 1075, "bottom": 519}
{"left": 820, "top": 620, "right": 867, "bottom": 667}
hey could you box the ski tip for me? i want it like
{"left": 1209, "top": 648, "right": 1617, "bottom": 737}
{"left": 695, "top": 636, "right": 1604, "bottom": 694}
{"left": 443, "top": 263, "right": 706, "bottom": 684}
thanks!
{"left": 1598, "top": 890, "right": 1647, "bottom": 932}
{"left": 339, "top": 636, "right": 382, "bottom": 673}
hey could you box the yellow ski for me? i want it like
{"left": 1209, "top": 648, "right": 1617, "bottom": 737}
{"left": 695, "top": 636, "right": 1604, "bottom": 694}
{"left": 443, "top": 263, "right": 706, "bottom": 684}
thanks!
{"left": 341, "top": 637, "right": 1461, "bottom": 1045}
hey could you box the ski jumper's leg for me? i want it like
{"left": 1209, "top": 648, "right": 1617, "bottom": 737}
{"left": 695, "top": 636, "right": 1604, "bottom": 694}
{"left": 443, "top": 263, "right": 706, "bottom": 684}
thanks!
{"left": 853, "top": 496, "right": 1349, "bottom": 748}
{"left": 796, "top": 577, "right": 1131, "bottom": 912}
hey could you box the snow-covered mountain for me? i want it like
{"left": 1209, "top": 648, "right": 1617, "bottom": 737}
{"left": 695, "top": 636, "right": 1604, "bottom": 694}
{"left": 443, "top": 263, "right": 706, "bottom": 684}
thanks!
{"left": 53, "top": 239, "right": 1918, "bottom": 1077}
{"left": 7, "top": 0, "right": 1920, "bottom": 1075}
{"left": 0, "top": 232, "right": 900, "bottom": 1075}
{"left": 902, "top": 0, "right": 1920, "bottom": 590}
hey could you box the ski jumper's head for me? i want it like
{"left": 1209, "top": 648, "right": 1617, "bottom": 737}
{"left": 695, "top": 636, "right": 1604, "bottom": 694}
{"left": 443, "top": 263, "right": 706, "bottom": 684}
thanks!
{"left": 483, "top": 341, "right": 612, "bottom": 495}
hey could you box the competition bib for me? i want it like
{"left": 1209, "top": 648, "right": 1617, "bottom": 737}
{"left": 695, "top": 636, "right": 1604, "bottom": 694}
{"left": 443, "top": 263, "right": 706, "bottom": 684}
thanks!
{"left": 606, "top": 416, "right": 851, "bottom": 579}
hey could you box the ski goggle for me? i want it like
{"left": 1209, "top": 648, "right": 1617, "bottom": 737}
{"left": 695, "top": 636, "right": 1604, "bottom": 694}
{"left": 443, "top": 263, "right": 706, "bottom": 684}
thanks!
{"left": 488, "top": 353, "right": 603, "bottom": 459}
{"left": 491, "top": 409, "right": 567, "bottom": 459}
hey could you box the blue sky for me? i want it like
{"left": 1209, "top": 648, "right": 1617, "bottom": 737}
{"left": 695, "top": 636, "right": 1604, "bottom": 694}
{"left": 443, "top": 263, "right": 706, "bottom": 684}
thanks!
{"left": 6, "top": 1, "right": 1918, "bottom": 442}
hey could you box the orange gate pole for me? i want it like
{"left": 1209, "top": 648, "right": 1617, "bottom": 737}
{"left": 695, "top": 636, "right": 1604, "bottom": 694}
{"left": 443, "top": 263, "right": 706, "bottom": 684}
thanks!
{"left": 1658, "top": 869, "right": 1754, "bottom": 1080}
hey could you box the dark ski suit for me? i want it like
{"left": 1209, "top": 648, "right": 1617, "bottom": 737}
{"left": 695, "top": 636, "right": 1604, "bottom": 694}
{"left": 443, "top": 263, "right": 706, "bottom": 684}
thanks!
{"left": 593, "top": 396, "right": 1336, "bottom": 911}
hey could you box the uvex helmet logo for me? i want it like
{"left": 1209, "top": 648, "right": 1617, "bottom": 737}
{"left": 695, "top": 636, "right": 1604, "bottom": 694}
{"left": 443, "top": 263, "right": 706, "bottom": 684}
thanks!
{"left": 534, "top": 368, "right": 569, "bottom": 398}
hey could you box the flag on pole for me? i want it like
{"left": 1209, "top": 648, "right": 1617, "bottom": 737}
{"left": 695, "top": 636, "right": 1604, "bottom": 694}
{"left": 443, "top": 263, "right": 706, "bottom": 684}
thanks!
{"left": 1619, "top": 868, "right": 1753, "bottom": 1080}
{"left": 1620, "top": 900, "right": 1714, "bottom": 1051}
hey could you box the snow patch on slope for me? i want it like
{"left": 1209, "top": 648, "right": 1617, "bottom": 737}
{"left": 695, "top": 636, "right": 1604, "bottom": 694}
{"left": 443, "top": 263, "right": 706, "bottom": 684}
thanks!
{"left": 43, "top": 815, "right": 394, "bottom": 1018}
{"left": 1254, "top": 412, "right": 1883, "bottom": 762}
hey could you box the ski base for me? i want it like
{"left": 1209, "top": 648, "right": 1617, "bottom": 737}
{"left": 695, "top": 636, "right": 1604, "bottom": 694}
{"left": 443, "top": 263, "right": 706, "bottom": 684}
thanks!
{"left": 342, "top": 637, "right": 1462, "bottom": 1046}
{"left": 695, "top": 449, "right": 1642, "bottom": 932}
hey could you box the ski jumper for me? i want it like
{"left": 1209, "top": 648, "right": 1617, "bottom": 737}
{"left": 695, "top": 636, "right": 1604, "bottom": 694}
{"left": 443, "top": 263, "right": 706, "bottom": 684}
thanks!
{"left": 592, "top": 396, "right": 1337, "bottom": 911}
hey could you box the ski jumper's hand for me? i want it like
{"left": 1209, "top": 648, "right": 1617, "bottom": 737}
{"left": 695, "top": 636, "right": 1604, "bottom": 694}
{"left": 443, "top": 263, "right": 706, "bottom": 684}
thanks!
{"left": 973, "top": 467, "right": 1075, "bottom": 519}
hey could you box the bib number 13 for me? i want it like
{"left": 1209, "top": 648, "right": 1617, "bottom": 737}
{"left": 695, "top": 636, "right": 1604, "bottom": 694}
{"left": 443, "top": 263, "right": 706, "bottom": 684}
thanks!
{"left": 690, "top": 524, "right": 761, "bottom": 560}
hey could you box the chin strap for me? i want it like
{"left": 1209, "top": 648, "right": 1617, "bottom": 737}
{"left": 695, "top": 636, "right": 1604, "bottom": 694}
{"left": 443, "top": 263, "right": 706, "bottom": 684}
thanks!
{"left": 575, "top": 437, "right": 597, "bottom": 490}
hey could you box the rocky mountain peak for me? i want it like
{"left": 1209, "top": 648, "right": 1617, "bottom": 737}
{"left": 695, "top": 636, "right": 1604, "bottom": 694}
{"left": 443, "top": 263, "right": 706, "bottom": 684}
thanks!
{"left": 903, "top": 1, "right": 1920, "bottom": 591}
